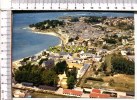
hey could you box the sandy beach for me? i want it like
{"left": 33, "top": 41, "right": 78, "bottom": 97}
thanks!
{"left": 28, "top": 27, "right": 68, "bottom": 46}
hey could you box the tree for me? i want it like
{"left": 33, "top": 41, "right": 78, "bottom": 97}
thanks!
{"left": 111, "top": 55, "right": 134, "bottom": 75}
{"left": 105, "top": 38, "right": 117, "bottom": 44}
{"left": 39, "top": 58, "right": 48, "bottom": 65}
{"left": 29, "top": 20, "right": 64, "bottom": 30}
{"left": 55, "top": 60, "right": 67, "bottom": 74}
{"left": 14, "top": 63, "right": 58, "bottom": 87}
{"left": 101, "top": 62, "right": 107, "bottom": 71}
{"left": 75, "top": 36, "right": 79, "bottom": 40}
{"left": 68, "top": 38, "right": 74, "bottom": 42}
{"left": 109, "top": 79, "right": 115, "bottom": 86}
{"left": 67, "top": 67, "right": 77, "bottom": 79}
{"left": 70, "top": 17, "right": 79, "bottom": 22}
{"left": 43, "top": 69, "right": 58, "bottom": 86}
{"left": 67, "top": 75, "right": 75, "bottom": 89}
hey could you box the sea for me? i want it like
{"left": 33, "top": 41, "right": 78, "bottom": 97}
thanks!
{"left": 12, "top": 11, "right": 134, "bottom": 61}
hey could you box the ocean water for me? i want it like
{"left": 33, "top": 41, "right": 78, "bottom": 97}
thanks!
{"left": 12, "top": 12, "right": 134, "bottom": 61}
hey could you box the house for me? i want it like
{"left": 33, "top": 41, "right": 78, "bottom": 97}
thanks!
{"left": 20, "top": 61, "right": 27, "bottom": 66}
{"left": 90, "top": 92, "right": 110, "bottom": 98}
{"left": 77, "top": 64, "right": 90, "bottom": 78}
{"left": 121, "top": 50, "right": 127, "bottom": 56}
{"left": 21, "top": 82, "right": 33, "bottom": 87}
{"left": 41, "top": 59, "right": 54, "bottom": 69}
{"left": 13, "top": 90, "right": 26, "bottom": 98}
{"left": 63, "top": 89, "right": 83, "bottom": 97}
{"left": 80, "top": 53, "right": 95, "bottom": 59}
{"left": 60, "top": 52, "right": 72, "bottom": 59}
{"left": 126, "top": 91, "right": 134, "bottom": 97}
{"left": 92, "top": 89, "right": 101, "bottom": 93}
{"left": 119, "top": 95, "right": 134, "bottom": 98}
{"left": 103, "top": 41, "right": 107, "bottom": 45}
{"left": 122, "top": 39, "right": 128, "bottom": 45}
{"left": 102, "top": 91, "right": 119, "bottom": 98}
{"left": 89, "top": 92, "right": 110, "bottom": 98}
{"left": 83, "top": 88, "right": 92, "bottom": 93}
{"left": 38, "top": 85, "right": 57, "bottom": 91}
{"left": 29, "top": 56, "right": 38, "bottom": 61}
{"left": 116, "top": 33, "right": 122, "bottom": 37}
{"left": 49, "top": 53, "right": 60, "bottom": 60}
{"left": 97, "top": 49, "right": 108, "bottom": 55}
{"left": 63, "top": 54, "right": 73, "bottom": 59}
{"left": 93, "top": 55, "right": 102, "bottom": 62}
{"left": 71, "top": 58, "right": 83, "bottom": 64}
{"left": 80, "top": 50, "right": 84, "bottom": 54}
{"left": 87, "top": 40, "right": 92, "bottom": 46}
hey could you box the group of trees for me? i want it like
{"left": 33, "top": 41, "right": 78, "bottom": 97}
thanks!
{"left": 54, "top": 60, "right": 68, "bottom": 74}
{"left": 68, "top": 36, "right": 79, "bottom": 42}
{"left": 66, "top": 67, "right": 77, "bottom": 89}
{"left": 15, "top": 63, "right": 59, "bottom": 87}
{"left": 104, "top": 38, "right": 117, "bottom": 44}
{"left": 14, "top": 60, "right": 78, "bottom": 89}
{"left": 29, "top": 20, "right": 64, "bottom": 30}
{"left": 99, "top": 54, "right": 134, "bottom": 76}
{"left": 39, "top": 58, "right": 48, "bottom": 65}
{"left": 116, "top": 21, "right": 134, "bottom": 30}
{"left": 15, "top": 60, "right": 68, "bottom": 87}
{"left": 111, "top": 55, "right": 134, "bottom": 75}
{"left": 84, "top": 16, "right": 107, "bottom": 24}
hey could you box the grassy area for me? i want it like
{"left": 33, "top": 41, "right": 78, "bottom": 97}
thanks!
{"left": 102, "top": 74, "right": 134, "bottom": 92}
{"left": 48, "top": 45, "right": 88, "bottom": 53}
{"left": 103, "top": 54, "right": 112, "bottom": 72}
{"left": 31, "top": 92, "right": 74, "bottom": 98}
{"left": 81, "top": 74, "right": 134, "bottom": 92}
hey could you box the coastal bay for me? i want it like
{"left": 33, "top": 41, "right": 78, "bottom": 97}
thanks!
{"left": 13, "top": 12, "right": 133, "bottom": 61}
{"left": 12, "top": 12, "right": 134, "bottom": 98}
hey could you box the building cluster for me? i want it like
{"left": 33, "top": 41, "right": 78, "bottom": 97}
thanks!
{"left": 62, "top": 88, "right": 134, "bottom": 98}
{"left": 104, "top": 17, "right": 134, "bottom": 27}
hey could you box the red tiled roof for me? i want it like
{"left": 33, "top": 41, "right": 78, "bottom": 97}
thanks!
{"left": 63, "top": 89, "right": 83, "bottom": 96}
{"left": 99, "top": 94, "right": 110, "bottom": 98}
{"left": 92, "top": 89, "right": 101, "bottom": 93}
{"left": 71, "top": 90, "right": 83, "bottom": 96}
{"left": 89, "top": 92, "right": 110, "bottom": 98}
{"left": 90, "top": 92, "right": 99, "bottom": 98}
{"left": 63, "top": 89, "right": 71, "bottom": 94}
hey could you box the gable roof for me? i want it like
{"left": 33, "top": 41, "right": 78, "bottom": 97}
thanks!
{"left": 63, "top": 89, "right": 83, "bottom": 96}
{"left": 92, "top": 89, "right": 101, "bottom": 93}
{"left": 89, "top": 92, "right": 110, "bottom": 98}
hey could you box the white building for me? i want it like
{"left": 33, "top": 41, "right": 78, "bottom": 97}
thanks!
{"left": 122, "top": 39, "right": 128, "bottom": 45}
{"left": 93, "top": 55, "right": 102, "bottom": 62}
{"left": 121, "top": 50, "right": 127, "bottom": 56}
{"left": 80, "top": 53, "right": 95, "bottom": 59}
{"left": 77, "top": 64, "right": 90, "bottom": 78}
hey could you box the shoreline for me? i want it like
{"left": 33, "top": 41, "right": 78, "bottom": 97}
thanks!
{"left": 13, "top": 27, "right": 69, "bottom": 66}
{"left": 28, "top": 27, "right": 68, "bottom": 46}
